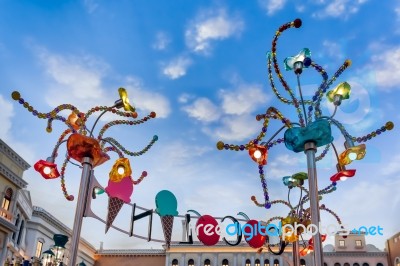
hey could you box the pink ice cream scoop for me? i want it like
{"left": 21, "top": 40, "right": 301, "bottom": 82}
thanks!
{"left": 105, "top": 176, "right": 133, "bottom": 203}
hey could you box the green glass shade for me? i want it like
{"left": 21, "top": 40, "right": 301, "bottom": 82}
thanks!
{"left": 326, "top": 82, "right": 351, "bottom": 102}
{"left": 284, "top": 119, "right": 333, "bottom": 152}
{"left": 53, "top": 234, "right": 68, "bottom": 248}
{"left": 284, "top": 48, "right": 311, "bottom": 71}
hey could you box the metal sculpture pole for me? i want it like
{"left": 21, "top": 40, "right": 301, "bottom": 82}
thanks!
{"left": 305, "top": 142, "right": 323, "bottom": 265}
{"left": 68, "top": 157, "right": 93, "bottom": 266}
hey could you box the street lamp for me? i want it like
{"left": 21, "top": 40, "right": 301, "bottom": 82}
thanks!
{"left": 217, "top": 18, "right": 394, "bottom": 266}
{"left": 41, "top": 234, "right": 68, "bottom": 266}
{"left": 11, "top": 88, "right": 158, "bottom": 266}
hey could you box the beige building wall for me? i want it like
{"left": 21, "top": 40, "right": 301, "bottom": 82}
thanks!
{"left": 386, "top": 232, "right": 400, "bottom": 266}
{"left": 94, "top": 250, "right": 166, "bottom": 266}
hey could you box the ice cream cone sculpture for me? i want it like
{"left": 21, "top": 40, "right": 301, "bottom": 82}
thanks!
{"left": 105, "top": 158, "right": 147, "bottom": 233}
{"left": 155, "top": 190, "right": 178, "bottom": 249}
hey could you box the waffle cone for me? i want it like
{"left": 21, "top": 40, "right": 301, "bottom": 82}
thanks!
{"left": 105, "top": 197, "right": 124, "bottom": 233}
{"left": 161, "top": 215, "right": 174, "bottom": 249}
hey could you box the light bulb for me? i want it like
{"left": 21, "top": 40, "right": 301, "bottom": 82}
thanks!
{"left": 340, "top": 176, "right": 347, "bottom": 181}
{"left": 254, "top": 150, "right": 262, "bottom": 159}
{"left": 348, "top": 152, "right": 357, "bottom": 161}
{"left": 117, "top": 166, "right": 125, "bottom": 175}
{"left": 43, "top": 167, "right": 51, "bottom": 175}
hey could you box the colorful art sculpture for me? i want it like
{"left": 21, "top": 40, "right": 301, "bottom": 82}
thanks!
{"left": 155, "top": 190, "right": 178, "bottom": 249}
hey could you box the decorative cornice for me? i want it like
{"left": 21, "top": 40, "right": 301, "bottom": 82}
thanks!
{"left": 324, "top": 252, "right": 387, "bottom": 257}
{"left": 0, "top": 216, "right": 18, "bottom": 232}
{"left": 32, "top": 206, "right": 96, "bottom": 251}
{"left": 0, "top": 139, "right": 30, "bottom": 171}
{"left": 0, "top": 161, "right": 28, "bottom": 189}
{"left": 95, "top": 249, "right": 165, "bottom": 257}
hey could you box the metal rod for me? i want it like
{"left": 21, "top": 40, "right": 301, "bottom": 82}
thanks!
{"left": 292, "top": 240, "right": 301, "bottom": 266}
{"left": 68, "top": 157, "right": 93, "bottom": 266}
{"left": 304, "top": 142, "right": 323, "bottom": 266}
{"left": 296, "top": 74, "right": 308, "bottom": 126}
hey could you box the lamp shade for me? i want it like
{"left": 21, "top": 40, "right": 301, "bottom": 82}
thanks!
{"left": 299, "top": 245, "right": 313, "bottom": 256}
{"left": 67, "top": 134, "right": 110, "bottom": 167}
{"left": 53, "top": 234, "right": 68, "bottom": 248}
{"left": 34, "top": 159, "right": 60, "bottom": 179}
{"left": 118, "top": 88, "right": 136, "bottom": 112}
{"left": 248, "top": 144, "right": 268, "bottom": 165}
{"left": 330, "top": 169, "right": 356, "bottom": 182}
{"left": 338, "top": 144, "right": 366, "bottom": 166}
{"left": 67, "top": 112, "right": 81, "bottom": 130}
{"left": 327, "top": 82, "right": 351, "bottom": 102}
{"left": 109, "top": 158, "right": 132, "bottom": 182}
{"left": 284, "top": 48, "right": 311, "bottom": 71}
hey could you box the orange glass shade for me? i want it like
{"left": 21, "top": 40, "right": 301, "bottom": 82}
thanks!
{"left": 330, "top": 169, "right": 356, "bottom": 182}
{"left": 109, "top": 158, "right": 132, "bottom": 182}
{"left": 308, "top": 234, "right": 327, "bottom": 246}
{"left": 34, "top": 159, "right": 60, "bottom": 179}
{"left": 67, "top": 134, "right": 110, "bottom": 167}
{"left": 67, "top": 112, "right": 81, "bottom": 130}
{"left": 118, "top": 88, "right": 135, "bottom": 112}
{"left": 249, "top": 144, "right": 268, "bottom": 165}
{"left": 300, "top": 245, "right": 313, "bottom": 256}
{"left": 339, "top": 144, "right": 366, "bottom": 166}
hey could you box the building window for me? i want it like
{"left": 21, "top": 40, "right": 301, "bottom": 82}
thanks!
{"left": 264, "top": 259, "right": 270, "bottom": 266}
{"left": 17, "top": 220, "right": 24, "bottom": 245}
{"left": 1, "top": 188, "right": 13, "bottom": 210}
{"left": 12, "top": 214, "right": 20, "bottom": 240}
{"left": 274, "top": 259, "right": 279, "bottom": 266}
{"left": 344, "top": 263, "right": 350, "bottom": 266}
{"left": 362, "top": 264, "right": 369, "bottom": 266}
{"left": 204, "top": 259, "right": 211, "bottom": 266}
{"left": 324, "top": 263, "right": 328, "bottom": 266}
{"left": 172, "top": 259, "right": 178, "bottom": 266}
{"left": 300, "top": 259, "right": 306, "bottom": 266}
{"left": 355, "top": 240, "right": 362, "bottom": 247}
{"left": 222, "top": 259, "right": 229, "bottom": 266}
{"left": 334, "top": 263, "right": 341, "bottom": 266}
{"left": 246, "top": 259, "right": 251, "bottom": 266}
{"left": 255, "top": 259, "right": 260, "bottom": 266}
{"left": 339, "top": 240, "right": 345, "bottom": 247}
{"left": 395, "top": 257, "right": 400, "bottom": 266}
{"left": 35, "top": 241, "right": 43, "bottom": 258}
{"left": 353, "top": 264, "right": 360, "bottom": 266}
{"left": 377, "top": 263, "right": 383, "bottom": 266}
{"left": 188, "top": 259, "right": 194, "bottom": 266}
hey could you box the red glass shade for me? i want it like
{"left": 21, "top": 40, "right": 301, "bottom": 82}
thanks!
{"left": 34, "top": 159, "right": 60, "bottom": 179}
{"left": 308, "top": 234, "right": 327, "bottom": 246}
{"left": 248, "top": 144, "right": 268, "bottom": 165}
{"left": 67, "top": 134, "right": 110, "bottom": 167}
{"left": 330, "top": 169, "right": 356, "bottom": 182}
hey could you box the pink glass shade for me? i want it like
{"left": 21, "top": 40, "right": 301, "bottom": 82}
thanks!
{"left": 330, "top": 169, "right": 356, "bottom": 182}
{"left": 248, "top": 145, "right": 268, "bottom": 165}
{"left": 67, "top": 134, "right": 109, "bottom": 167}
{"left": 105, "top": 176, "right": 133, "bottom": 203}
{"left": 34, "top": 159, "right": 60, "bottom": 179}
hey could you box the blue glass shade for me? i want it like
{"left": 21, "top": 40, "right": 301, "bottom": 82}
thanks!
{"left": 284, "top": 48, "right": 311, "bottom": 71}
{"left": 284, "top": 119, "right": 333, "bottom": 152}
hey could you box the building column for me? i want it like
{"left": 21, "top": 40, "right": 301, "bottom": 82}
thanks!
{"left": 242, "top": 254, "right": 246, "bottom": 266}
{"left": 260, "top": 254, "right": 264, "bottom": 266}
{"left": 270, "top": 256, "right": 274, "bottom": 266}
{"left": 181, "top": 254, "right": 186, "bottom": 266}
{"left": 279, "top": 257, "right": 283, "bottom": 266}
{"left": 197, "top": 253, "right": 202, "bottom": 266}
{"left": 214, "top": 253, "right": 218, "bottom": 266}
{"left": 251, "top": 255, "right": 255, "bottom": 266}
{"left": 234, "top": 254, "right": 238, "bottom": 266}
{"left": 166, "top": 253, "right": 170, "bottom": 266}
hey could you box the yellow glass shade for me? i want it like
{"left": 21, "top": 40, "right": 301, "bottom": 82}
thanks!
{"left": 118, "top": 88, "right": 135, "bottom": 112}
{"left": 109, "top": 158, "right": 132, "bottom": 182}
{"left": 339, "top": 144, "right": 366, "bottom": 166}
{"left": 67, "top": 134, "right": 110, "bottom": 167}
{"left": 248, "top": 144, "right": 268, "bottom": 165}
{"left": 327, "top": 82, "right": 351, "bottom": 102}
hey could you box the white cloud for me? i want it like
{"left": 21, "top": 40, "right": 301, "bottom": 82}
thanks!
{"left": 83, "top": 0, "right": 98, "bottom": 14}
{"left": 211, "top": 114, "right": 261, "bottom": 141}
{"left": 367, "top": 46, "right": 400, "bottom": 90}
{"left": 152, "top": 32, "right": 171, "bottom": 51}
{"left": 313, "top": 0, "right": 368, "bottom": 19}
{"left": 322, "top": 40, "right": 344, "bottom": 60}
{"left": 178, "top": 93, "right": 194, "bottom": 104}
{"left": 182, "top": 98, "right": 220, "bottom": 122}
{"left": 381, "top": 154, "right": 400, "bottom": 176}
{"left": 185, "top": 8, "right": 244, "bottom": 54}
{"left": 258, "top": 0, "right": 287, "bottom": 15}
{"left": 267, "top": 154, "right": 303, "bottom": 180}
{"left": 219, "top": 83, "right": 269, "bottom": 115}
{"left": 162, "top": 56, "right": 192, "bottom": 79}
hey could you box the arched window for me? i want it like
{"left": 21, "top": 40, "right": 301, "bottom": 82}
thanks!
{"left": 17, "top": 220, "right": 24, "bottom": 245}
{"left": 362, "top": 264, "right": 369, "bottom": 266}
{"left": 222, "top": 259, "right": 229, "bottom": 266}
{"left": 264, "top": 259, "right": 270, "bottom": 266}
{"left": 324, "top": 263, "right": 328, "bottom": 266}
{"left": 395, "top": 257, "right": 400, "bottom": 266}
{"left": 376, "top": 263, "right": 383, "bottom": 266}
{"left": 246, "top": 259, "right": 251, "bottom": 266}
{"left": 204, "top": 259, "right": 211, "bottom": 266}
{"left": 1, "top": 188, "right": 13, "bottom": 210}
{"left": 344, "top": 263, "right": 350, "bottom": 266}
{"left": 172, "top": 259, "right": 178, "bottom": 266}
{"left": 353, "top": 264, "right": 360, "bottom": 266}
{"left": 300, "top": 259, "right": 306, "bottom": 266}
{"left": 255, "top": 259, "right": 260, "bottom": 266}
{"left": 334, "top": 263, "right": 341, "bottom": 266}
{"left": 274, "top": 259, "right": 279, "bottom": 266}
{"left": 12, "top": 214, "right": 20, "bottom": 240}
{"left": 188, "top": 259, "right": 194, "bottom": 266}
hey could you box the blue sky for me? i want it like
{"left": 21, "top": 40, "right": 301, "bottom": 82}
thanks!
{"left": 0, "top": 0, "right": 399, "bottom": 253}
